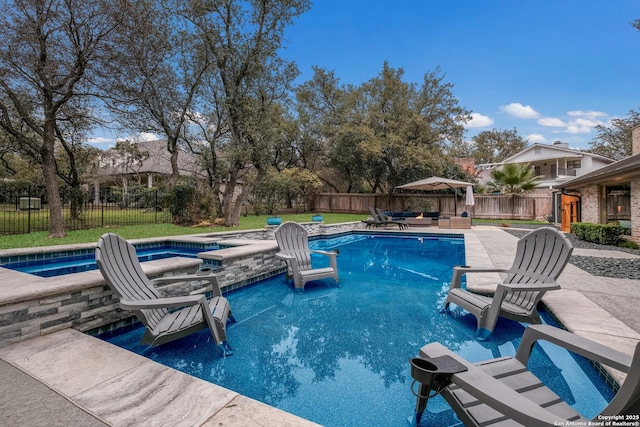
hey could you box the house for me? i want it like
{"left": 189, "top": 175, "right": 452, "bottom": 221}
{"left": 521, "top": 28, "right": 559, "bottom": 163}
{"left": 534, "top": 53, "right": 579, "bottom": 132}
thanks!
{"left": 556, "top": 125, "right": 640, "bottom": 239}
{"left": 96, "top": 139, "right": 206, "bottom": 189}
{"left": 92, "top": 139, "right": 243, "bottom": 207}
{"left": 93, "top": 139, "right": 207, "bottom": 203}
{"left": 477, "top": 141, "right": 615, "bottom": 190}
{"left": 475, "top": 142, "right": 615, "bottom": 222}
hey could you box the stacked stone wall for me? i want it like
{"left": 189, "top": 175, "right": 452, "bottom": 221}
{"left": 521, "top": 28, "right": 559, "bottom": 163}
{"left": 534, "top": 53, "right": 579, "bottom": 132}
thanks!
{"left": 0, "top": 223, "right": 362, "bottom": 346}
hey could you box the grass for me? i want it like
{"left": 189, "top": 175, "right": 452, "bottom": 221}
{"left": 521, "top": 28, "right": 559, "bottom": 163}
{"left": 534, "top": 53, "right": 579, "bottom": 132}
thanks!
{"left": 0, "top": 213, "right": 366, "bottom": 250}
{"left": 0, "top": 213, "right": 554, "bottom": 251}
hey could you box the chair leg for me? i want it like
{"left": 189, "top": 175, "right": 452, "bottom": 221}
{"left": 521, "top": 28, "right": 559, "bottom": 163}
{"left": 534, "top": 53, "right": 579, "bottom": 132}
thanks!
{"left": 218, "top": 341, "right": 233, "bottom": 356}
{"left": 412, "top": 382, "right": 430, "bottom": 426}
{"left": 441, "top": 297, "right": 451, "bottom": 312}
{"left": 227, "top": 312, "right": 237, "bottom": 323}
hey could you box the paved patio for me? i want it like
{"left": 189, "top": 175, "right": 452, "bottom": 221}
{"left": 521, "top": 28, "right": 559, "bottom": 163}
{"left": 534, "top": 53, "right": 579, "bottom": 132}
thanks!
{"left": 1, "top": 226, "right": 639, "bottom": 426}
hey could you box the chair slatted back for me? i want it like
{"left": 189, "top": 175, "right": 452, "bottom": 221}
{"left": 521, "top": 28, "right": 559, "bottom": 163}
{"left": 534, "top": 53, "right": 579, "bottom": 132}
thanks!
{"left": 504, "top": 227, "right": 573, "bottom": 310}
{"left": 96, "top": 233, "right": 167, "bottom": 329}
{"left": 368, "top": 207, "right": 380, "bottom": 223}
{"left": 274, "top": 222, "right": 312, "bottom": 270}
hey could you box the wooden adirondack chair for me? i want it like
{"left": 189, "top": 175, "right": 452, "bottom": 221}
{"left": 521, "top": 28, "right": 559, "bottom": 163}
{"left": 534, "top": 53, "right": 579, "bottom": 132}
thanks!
{"left": 444, "top": 227, "right": 573, "bottom": 340}
{"left": 414, "top": 324, "right": 640, "bottom": 426}
{"left": 274, "top": 221, "right": 339, "bottom": 292}
{"left": 96, "top": 233, "right": 234, "bottom": 355}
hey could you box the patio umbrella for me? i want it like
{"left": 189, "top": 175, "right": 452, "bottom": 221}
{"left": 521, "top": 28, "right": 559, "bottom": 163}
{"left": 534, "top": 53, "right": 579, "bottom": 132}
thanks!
{"left": 465, "top": 185, "right": 475, "bottom": 207}
{"left": 464, "top": 185, "right": 475, "bottom": 217}
{"left": 396, "top": 176, "right": 474, "bottom": 215}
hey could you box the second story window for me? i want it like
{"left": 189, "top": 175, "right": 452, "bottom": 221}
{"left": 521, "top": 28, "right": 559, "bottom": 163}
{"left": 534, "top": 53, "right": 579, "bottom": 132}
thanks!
{"left": 567, "top": 160, "right": 581, "bottom": 169}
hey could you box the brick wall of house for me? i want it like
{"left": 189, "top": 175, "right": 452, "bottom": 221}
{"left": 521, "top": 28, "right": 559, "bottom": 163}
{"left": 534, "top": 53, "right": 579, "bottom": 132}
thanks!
{"left": 631, "top": 177, "right": 640, "bottom": 238}
{"left": 580, "top": 185, "right": 601, "bottom": 223}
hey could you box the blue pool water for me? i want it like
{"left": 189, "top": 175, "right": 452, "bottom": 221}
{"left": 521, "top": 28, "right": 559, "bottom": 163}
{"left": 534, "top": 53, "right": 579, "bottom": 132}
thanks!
{"left": 100, "top": 234, "right": 613, "bottom": 426}
{"left": 1, "top": 243, "right": 218, "bottom": 277}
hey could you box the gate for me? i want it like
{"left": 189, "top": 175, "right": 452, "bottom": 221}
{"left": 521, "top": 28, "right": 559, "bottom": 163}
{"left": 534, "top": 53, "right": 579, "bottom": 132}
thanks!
{"left": 560, "top": 194, "right": 580, "bottom": 232}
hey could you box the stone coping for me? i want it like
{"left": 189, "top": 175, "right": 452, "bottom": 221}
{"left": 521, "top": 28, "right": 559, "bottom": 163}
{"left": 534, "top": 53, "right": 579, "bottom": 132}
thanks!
{"left": 0, "top": 257, "right": 203, "bottom": 306}
{"left": 0, "top": 328, "right": 320, "bottom": 426}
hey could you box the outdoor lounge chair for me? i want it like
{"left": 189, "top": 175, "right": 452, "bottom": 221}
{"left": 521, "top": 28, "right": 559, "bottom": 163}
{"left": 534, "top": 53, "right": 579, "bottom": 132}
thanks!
{"left": 444, "top": 227, "right": 573, "bottom": 340}
{"left": 96, "top": 233, "right": 234, "bottom": 355}
{"left": 361, "top": 207, "right": 408, "bottom": 229}
{"left": 375, "top": 208, "right": 410, "bottom": 229}
{"left": 413, "top": 324, "right": 640, "bottom": 426}
{"left": 274, "top": 221, "right": 339, "bottom": 292}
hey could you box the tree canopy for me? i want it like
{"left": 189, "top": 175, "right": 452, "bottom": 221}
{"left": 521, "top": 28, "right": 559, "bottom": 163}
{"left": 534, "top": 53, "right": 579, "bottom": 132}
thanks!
{"left": 587, "top": 109, "right": 640, "bottom": 160}
{"left": 470, "top": 128, "right": 528, "bottom": 165}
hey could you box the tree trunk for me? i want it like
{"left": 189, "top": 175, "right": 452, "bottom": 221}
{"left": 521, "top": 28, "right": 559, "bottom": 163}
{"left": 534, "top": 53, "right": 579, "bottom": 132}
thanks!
{"left": 41, "top": 130, "right": 66, "bottom": 238}
{"left": 168, "top": 144, "right": 180, "bottom": 188}
{"left": 222, "top": 165, "right": 241, "bottom": 226}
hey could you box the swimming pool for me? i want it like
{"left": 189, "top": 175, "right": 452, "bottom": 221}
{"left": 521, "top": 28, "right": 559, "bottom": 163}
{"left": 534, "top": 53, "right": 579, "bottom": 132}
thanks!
{"left": 0, "top": 242, "right": 219, "bottom": 277}
{"left": 101, "top": 234, "right": 613, "bottom": 426}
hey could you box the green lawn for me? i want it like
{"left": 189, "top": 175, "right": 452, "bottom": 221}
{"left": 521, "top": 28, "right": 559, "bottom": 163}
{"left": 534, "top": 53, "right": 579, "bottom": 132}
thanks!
{"left": 0, "top": 213, "right": 366, "bottom": 250}
{"left": 0, "top": 213, "right": 551, "bottom": 250}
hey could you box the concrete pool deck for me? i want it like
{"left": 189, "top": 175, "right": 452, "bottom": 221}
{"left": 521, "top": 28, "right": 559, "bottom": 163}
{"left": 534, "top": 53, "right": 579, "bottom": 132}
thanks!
{"left": 1, "top": 225, "right": 639, "bottom": 426}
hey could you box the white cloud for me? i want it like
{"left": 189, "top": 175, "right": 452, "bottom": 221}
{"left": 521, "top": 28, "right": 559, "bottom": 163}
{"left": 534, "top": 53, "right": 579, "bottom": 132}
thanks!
{"left": 499, "top": 103, "right": 541, "bottom": 119}
{"left": 526, "top": 134, "right": 547, "bottom": 143}
{"left": 466, "top": 112, "right": 494, "bottom": 128}
{"left": 565, "top": 124, "right": 593, "bottom": 134}
{"left": 538, "top": 117, "right": 566, "bottom": 127}
{"left": 555, "top": 110, "right": 608, "bottom": 134}
{"left": 572, "top": 117, "right": 602, "bottom": 128}
{"left": 116, "top": 132, "right": 161, "bottom": 143}
{"left": 567, "top": 110, "right": 607, "bottom": 119}
{"left": 87, "top": 136, "right": 113, "bottom": 144}
{"left": 136, "top": 132, "right": 159, "bottom": 142}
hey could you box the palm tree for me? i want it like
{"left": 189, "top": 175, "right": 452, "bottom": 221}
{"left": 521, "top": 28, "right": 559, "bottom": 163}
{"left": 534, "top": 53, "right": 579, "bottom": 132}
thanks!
{"left": 488, "top": 163, "right": 539, "bottom": 218}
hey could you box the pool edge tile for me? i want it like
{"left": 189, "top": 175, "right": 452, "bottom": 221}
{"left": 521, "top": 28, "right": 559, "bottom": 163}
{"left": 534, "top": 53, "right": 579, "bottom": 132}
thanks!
{"left": 74, "top": 359, "right": 238, "bottom": 426}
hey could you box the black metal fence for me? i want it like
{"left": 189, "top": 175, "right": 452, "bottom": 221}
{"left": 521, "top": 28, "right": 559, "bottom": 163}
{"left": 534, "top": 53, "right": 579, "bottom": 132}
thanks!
{"left": 0, "top": 185, "right": 172, "bottom": 235}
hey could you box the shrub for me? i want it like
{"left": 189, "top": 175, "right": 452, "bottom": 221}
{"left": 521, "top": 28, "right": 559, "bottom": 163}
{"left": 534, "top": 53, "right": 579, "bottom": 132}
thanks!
{"left": 168, "top": 180, "right": 214, "bottom": 225}
{"left": 618, "top": 239, "right": 640, "bottom": 250}
{"left": 570, "top": 222, "right": 625, "bottom": 245}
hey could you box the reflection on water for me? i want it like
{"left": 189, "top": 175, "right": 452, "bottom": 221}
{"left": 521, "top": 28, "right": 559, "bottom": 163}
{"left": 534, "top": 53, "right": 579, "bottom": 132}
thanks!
{"left": 102, "top": 235, "right": 613, "bottom": 427}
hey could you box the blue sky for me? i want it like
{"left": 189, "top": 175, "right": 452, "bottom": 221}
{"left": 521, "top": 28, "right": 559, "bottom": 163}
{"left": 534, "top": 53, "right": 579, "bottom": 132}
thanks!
{"left": 280, "top": 0, "right": 640, "bottom": 150}
{"left": 92, "top": 1, "right": 640, "bottom": 151}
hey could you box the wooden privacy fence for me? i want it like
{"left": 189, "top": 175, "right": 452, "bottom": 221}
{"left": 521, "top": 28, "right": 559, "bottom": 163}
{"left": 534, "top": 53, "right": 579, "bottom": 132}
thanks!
{"left": 314, "top": 193, "right": 552, "bottom": 221}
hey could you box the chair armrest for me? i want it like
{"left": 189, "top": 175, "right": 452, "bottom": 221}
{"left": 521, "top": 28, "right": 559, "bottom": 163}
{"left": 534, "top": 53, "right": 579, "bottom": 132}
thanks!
{"left": 275, "top": 252, "right": 303, "bottom": 278}
{"left": 311, "top": 249, "right": 338, "bottom": 258}
{"left": 450, "top": 265, "right": 509, "bottom": 289}
{"left": 516, "top": 324, "right": 633, "bottom": 372}
{"left": 421, "top": 342, "right": 563, "bottom": 426}
{"left": 120, "top": 294, "right": 205, "bottom": 310}
{"left": 312, "top": 250, "right": 338, "bottom": 272}
{"left": 499, "top": 281, "right": 561, "bottom": 292}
